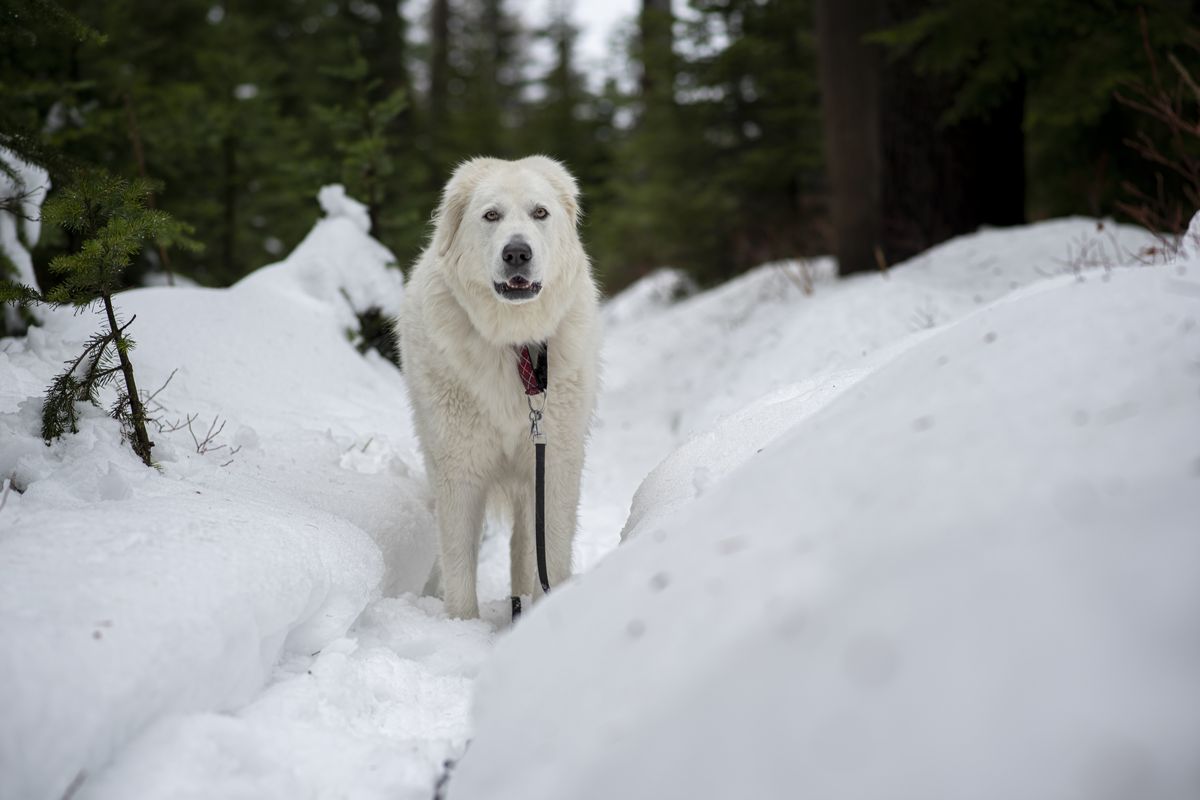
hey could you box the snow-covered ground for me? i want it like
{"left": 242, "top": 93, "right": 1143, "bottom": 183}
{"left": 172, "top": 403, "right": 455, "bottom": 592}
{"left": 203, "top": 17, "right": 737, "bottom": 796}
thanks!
{"left": 2, "top": 194, "right": 1197, "bottom": 800}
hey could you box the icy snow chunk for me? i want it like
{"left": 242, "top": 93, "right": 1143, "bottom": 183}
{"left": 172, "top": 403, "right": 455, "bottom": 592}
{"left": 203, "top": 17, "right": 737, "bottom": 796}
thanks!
{"left": 318, "top": 183, "right": 371, "bottom": 233}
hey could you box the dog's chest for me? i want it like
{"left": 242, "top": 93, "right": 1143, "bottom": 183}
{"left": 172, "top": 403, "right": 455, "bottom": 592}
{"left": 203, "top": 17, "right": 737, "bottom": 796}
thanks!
{"left": 456, "top": 346, "right": 535, "bottom": 446}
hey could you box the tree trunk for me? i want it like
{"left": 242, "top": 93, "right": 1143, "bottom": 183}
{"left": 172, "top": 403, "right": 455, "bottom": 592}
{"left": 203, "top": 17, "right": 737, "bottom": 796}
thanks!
{"left": 221, "top": 133, "right": 237, "bottom": 281}
{"left": 124, "top": 92, "right": 175, "bottom": 286}
{"left": 102, "top": 292, "right": 153, "bottom": 466}
{"left": 430, "top": 0, "right": 450, "bottom": 128}
{"left": 374, "top": 0, "right": 408, "bottom": 102}
{"left": 640, "top": 0, "right": 674, "bottom": 101}
{"left": 815, "top": 0, "right": 884, "bottom": 276}
{"left": 877, "top": 0, "right": 1025, "bottom": 264}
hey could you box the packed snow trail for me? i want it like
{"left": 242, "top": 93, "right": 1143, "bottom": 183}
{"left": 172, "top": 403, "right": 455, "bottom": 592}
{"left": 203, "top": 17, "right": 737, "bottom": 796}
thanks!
{"left": 3, "top": 194, "right": 1188, "bottom": 800}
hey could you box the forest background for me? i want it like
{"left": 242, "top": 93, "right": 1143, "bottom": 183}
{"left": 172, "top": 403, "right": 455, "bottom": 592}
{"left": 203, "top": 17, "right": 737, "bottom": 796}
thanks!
{"left": 2, "top": 0, "right": 1197, "bottom": 296}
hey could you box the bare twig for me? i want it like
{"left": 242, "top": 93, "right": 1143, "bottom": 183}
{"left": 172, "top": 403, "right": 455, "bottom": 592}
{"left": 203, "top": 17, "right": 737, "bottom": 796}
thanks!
{"left": 0, "top": 184, "right": 49, "bottom": 222}
{"left": 154, "top": 412, "right": 197, "bottom": 435}
{"left": 188, "top": 415, "right": 228, "bottom": 455}
{"left": 1169, "top": 52, "right": 1200, "bottom": 105}
{"left": 220, "top": 446, "right": 243, "bottom": 468}
{"left": 1113, "top": 10, "right": 1199, "bottom": 244}
{"left": 144, "top": 368, "right": 177, "bottom": 407}
{"left": 776, "top": 259, "right": 815, "bottom": 296}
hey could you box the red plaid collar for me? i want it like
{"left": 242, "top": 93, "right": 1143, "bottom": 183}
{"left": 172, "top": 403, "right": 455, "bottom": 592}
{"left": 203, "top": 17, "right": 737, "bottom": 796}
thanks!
{"left": 514, "top": 342, "right": 548, "bottom": 395}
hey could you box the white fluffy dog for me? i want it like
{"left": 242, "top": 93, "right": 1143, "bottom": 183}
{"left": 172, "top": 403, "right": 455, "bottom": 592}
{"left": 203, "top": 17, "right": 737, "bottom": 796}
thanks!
{"left": 399, "top": 156, "right": 601, "bottom": 619}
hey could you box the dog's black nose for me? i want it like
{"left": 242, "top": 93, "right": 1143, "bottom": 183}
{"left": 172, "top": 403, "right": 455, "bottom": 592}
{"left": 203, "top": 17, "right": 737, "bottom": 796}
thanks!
{"left": 502, "top": 240, "right": 532, "bottom": 266}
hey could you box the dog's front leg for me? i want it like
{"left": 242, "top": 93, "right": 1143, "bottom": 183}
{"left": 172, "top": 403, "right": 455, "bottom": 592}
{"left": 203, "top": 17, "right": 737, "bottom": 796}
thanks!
{"left": 435, "top": 477, "right": 486, "bottom": 619}
{"left": 510, "top": 487, "right": 535, "bottom": 599}
{"left": 541, "top": 439, "right": 584, "bottom": 596}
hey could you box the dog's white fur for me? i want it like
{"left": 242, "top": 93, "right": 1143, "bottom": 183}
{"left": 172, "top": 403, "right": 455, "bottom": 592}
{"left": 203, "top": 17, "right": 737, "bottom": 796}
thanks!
{"left": 399, "top": 156, "right": 601, "bottom": 619}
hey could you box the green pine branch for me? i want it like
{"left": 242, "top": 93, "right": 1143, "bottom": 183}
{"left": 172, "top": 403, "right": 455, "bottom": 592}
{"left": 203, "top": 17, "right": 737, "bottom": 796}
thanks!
{"left": 31, "top": 171, "right": 198, "bottom": 466}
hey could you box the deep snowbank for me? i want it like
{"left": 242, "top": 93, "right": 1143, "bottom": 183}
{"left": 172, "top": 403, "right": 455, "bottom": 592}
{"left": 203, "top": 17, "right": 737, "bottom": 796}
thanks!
{"left": 453, "top": 250, "right": 1200, "bottom": 797}
{"left": 574, "top": 218, "right": 1159, "bottom": 568}
{"left": 0, "top": 188, "right": 429, "bottom": 800}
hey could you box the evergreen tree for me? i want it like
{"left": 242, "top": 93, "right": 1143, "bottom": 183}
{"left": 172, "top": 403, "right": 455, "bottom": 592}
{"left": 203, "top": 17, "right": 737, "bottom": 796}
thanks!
{"left": 874, "top": 0, "right": 1200, "bottom": 218}
{"left": 593, "top": 0, "right": 691, "bottom": 284}
{"left": 315, "top": 37, "right": 408, "bottom": 237}
{"left": 684, "top": 0, "right": 824, "bottom": 272}
{"left": 39, "top": 173, "right": 198, "bottom": 466}
{"left": 597, "top": 0, "right": 824, "bottom": 286}
{"left": 444, "top": 0, "right": 527, "bottom": 161}
{"left": 524, "top": 3, "right": 615, "bottom": 238}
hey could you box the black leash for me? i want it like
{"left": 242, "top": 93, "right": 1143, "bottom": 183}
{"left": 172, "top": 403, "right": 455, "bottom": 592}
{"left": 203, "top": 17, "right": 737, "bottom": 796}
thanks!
{"left": 513, "top": 341, "right": 550, "bottom": 620}
{"left": 534, "top": 428, "right": 548, "bottom": 592}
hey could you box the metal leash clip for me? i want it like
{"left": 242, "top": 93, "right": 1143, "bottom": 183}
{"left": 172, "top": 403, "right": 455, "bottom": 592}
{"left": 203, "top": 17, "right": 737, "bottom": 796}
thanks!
{"left": 527, "top": 394, "right": 547, "bottom": 444}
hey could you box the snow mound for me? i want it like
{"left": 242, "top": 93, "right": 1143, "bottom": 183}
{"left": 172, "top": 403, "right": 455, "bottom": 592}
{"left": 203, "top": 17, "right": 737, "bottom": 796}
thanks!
{"left": 0, "top": 189, "right": 427, "bottom": 800}
{"left": 317, "top": 183, "right": 371, "bottom": 233}
{"left": 452, "top": 262, "right": 1200, "bottom": 799}
{"left": 574, "top": 219, "right": 1158, "bottom": 571}
{"left": 602, "top": 267, "right": 697, "bottom": 327}
{"left": 241, "top": 184, "right": 402, "bottom": 330}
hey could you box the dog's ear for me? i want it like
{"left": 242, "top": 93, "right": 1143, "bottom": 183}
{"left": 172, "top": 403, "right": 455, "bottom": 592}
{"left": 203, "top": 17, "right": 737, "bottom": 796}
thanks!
{"left": 432, "top": 158, "right": 495, "bottom": 258}
{"left": 522, "top": 156, "right": 581, "bottom": 227}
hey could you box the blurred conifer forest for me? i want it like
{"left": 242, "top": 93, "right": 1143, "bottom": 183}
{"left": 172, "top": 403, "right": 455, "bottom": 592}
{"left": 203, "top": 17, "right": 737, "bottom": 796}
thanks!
{"left": 2, "top": 0, "right": 1198, "bottom": 293}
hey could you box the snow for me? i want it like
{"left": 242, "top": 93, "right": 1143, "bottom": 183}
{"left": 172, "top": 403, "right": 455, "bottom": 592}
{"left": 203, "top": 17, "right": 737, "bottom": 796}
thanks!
{"left": 453, "top": 230, "right": 1200, "bottom": 799}
{"left": 0, "top": 149, "right": 49, "bottom": 286}
{"left": 601, "top": 266, "right": 697, "bottom": 327}
{"left": 3, "top": 201, "right": 1196, "bottom": 800}
{"left": 0, "top": 188, "right": 433, "bottom": 800}
{"left": 317, "top": 183, "right": 373, "bottom": 236}
{"left": 1, "top": 148, "right": 50, "bottom": 330}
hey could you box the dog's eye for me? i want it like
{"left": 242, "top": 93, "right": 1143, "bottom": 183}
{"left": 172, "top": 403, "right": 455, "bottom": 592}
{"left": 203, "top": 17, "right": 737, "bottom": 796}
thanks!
{"left": 483, "top": 209, "right": 501, "bottom": 222}
{"left": 532, "top": 206, "right": 548, "bottom": 220}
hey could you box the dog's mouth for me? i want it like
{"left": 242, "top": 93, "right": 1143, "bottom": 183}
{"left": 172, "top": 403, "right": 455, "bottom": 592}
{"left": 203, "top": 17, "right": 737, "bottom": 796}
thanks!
{"left": 493, "top": 277, "right": 543, "bottom": 302}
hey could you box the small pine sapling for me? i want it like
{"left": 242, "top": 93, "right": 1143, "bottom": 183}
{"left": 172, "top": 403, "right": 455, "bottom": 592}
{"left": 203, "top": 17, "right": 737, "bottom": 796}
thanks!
{"left": 39, "top": 172, "right": 198, "bottom": 466}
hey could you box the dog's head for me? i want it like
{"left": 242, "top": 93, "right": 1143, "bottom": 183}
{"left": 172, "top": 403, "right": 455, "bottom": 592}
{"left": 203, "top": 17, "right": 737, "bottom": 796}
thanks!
{"left": 431, "top": 156, "right": 584, "bottom": 307}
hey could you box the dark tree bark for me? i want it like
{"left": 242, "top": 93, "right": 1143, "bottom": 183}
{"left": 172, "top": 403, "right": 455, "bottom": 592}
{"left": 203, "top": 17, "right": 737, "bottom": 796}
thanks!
{"left": 101, "top": 293, "right": 153, "bottom": 466}
{"left": 878, "top": 0, "right": 1025, "bottom": 264}
{"left": 430, "top": 0, "right": 450, "bottom": 128}
{"left": 639, "top": 0, "right": 674, "bottom": 101}
{"left": 123, "top": 92, "right": 174, "bottom": 286}
{"left": 816, "top": 0, "right": 1027, "bottom": 275}
{"left": 221, "top": 133, "right": 237, "bottom": 281}
{"left": 373, "top": 0, "right": 408, "bottom": 102}
{"left": 815, "top": 0, "right": 884, "bottom": 276}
